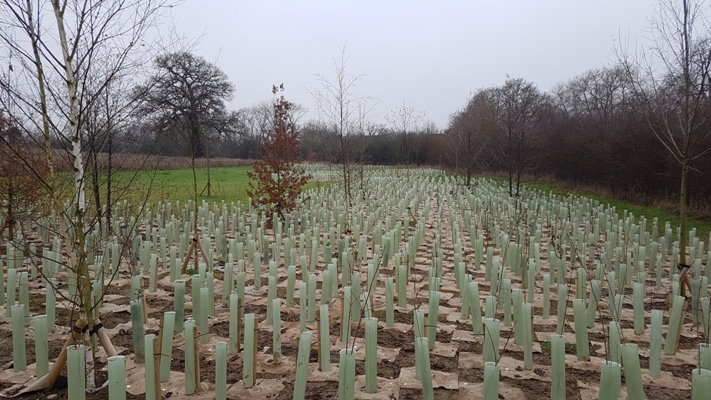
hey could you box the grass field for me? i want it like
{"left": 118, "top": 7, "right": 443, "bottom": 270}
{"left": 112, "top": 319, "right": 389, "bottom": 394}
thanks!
{"left": 104, "top": 166, "right": 326, "bottom": 208}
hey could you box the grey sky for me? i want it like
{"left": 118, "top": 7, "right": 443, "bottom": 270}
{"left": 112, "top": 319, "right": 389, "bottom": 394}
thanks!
{"left": 170, "top": 0, "right": 657, "bottom": 129}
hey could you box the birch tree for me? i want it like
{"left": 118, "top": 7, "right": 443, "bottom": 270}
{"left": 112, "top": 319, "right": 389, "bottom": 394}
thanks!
{"left": 0, "top": 0, "right": 166, "bottom": 391}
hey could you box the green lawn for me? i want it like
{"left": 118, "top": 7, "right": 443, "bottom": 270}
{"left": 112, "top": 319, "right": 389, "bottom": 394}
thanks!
{"left": 103, "top": 166, "right": 252, "bottom": 207}
{"left": 105, "top": 166, "right": 326, "bottom": 209}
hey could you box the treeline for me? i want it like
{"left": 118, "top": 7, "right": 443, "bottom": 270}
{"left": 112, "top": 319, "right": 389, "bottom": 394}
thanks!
{"left": 8, "top": 16, "right": 707, "bottom": 220}
{"left": 88, "top": 65, "right": 711, "bottom": 215}
{"left": 443, "top": 67, "right": 711, "bottom": 213}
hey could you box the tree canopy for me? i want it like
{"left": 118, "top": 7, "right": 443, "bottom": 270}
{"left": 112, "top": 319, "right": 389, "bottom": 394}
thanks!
{"left": 136, "top": 51, "right": 235, "bottom": 158}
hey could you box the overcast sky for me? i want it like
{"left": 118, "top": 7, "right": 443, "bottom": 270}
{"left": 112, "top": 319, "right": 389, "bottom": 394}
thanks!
{"left": 169, "top": 0, "right": 658, "bottom": 129}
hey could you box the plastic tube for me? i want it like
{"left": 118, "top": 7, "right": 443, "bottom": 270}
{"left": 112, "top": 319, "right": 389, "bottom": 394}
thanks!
{"left": 272, "top": 298, "right": 281, "bottom": 363}
{"left": 130, "top": 300, "right": 145, "bottom": 363}
{"left": 215, "top": 342, "right": 227, "bottom": 400}
{"left": 11, "top": 304, "right": 26, "bottom": 371}
{"left": 160, "top": 311, "right": 175, "bottom": 382}
{"left": 543, "top": 274, "right": 551, "bottom": 319}
{"left": 416, "top": 337, "right": 434, "bottom": 400}
{"left": 5, "top": 268, "right": 16, "bottom": 317}
{"left": 365, "top": 317, "right": 378, "bottom": 393}
{"left": 191, "top": 274, "right": 202, "bottom": 326}
{"left": 34, "top": 314, "right": 48, "bottom": 377}
{"left": 292, "top": 331, "right": 312, "bottom": 400}
{"left": 244, "top": 313, "right": 256, "bottom": 388}
{"left": 46, "top": 278, "right": 57, "bottom": 331}
{"left": 174, "top": 279, "right": 185, "bottom": 334}
{"left": 253, "top": 252, "right": 261, "bottom": 289}
{"left": 319, "top": 304, "right": 330, "bottom": 372}
{"left": 385, "top": 277, "right": 395, "bottom": 327}
{"left": 502, "top": 279, "right": 512, "bottom": 327}
{"left": 633, "top": 282, "right": 645, "bottom": 335}
{"left": 206, "top": 271, "right": 215, "bottom": 317}
{"left": 338, "top": 348, "right": 356, "bottom": 400}
{"left": 484, "top": 361, "right": 499, "bottom": 400}
{"left": 650, "top": 309, "right": 663, "bottom": 376}
{"left": 287, "top": 265, "right": 295, "bottom": 307}
{"left": 267, "top": 275, "right": 276, "bottom": 324}
{"left": 664, "top": 295, "right": 685, "bottom": 355}
{"left": 587, "top": 279, "right": 601, "bottom": 328}
{"left": 609, "top": 321, "right": 621, "bottom": 363}
{"left": 199, "top": 287, "right": 209, "bottom": 344}
{"left": 341, "top": 286, "right": 352, "bottom": 343}
{"left": 573, "top": 299, "right": 590, "bottom": 361}
{"left": 598, "top": 361, "right": 621, "bottom": 400}
{"left": 322, "top": 269, "right": 332, "bottom": 304}
{"left": 522, "top": 303, "right": 533, "bottom": 369}
{"left": 551, "top": 334, "right": 565, "bottom": 400}
{"left": 397, "top": 264, "right": 407, "bottom": 308}
{"left": 19, "top": 272, "right": 29, "bottom": 323}
{"left": 184, "top": 320, "right": 197, "bottom": 394}
{"left": 556, "top": 284, "right": 567, "bottom": 336}
{"left": 413, "top": 308, "right": 425, "bottom": 380}
{"left": 67, "top": 345, "right": 86, "bottom": 400}
{"left": 512, "top": 288, "right": 523, "bottom": 344}
{"left": 469, "top": 282, "right": 483, "bottom": 335}
{"left": 620, "top": 343, "right": 644, "bottom": 399}
{"left": 692, "top": 368, "right": 711, "bottom": 400}
{"left": 149, "top": 254, "right": 158, "bottom": 292}
{"left": 144, "top": 334, "right": 157, "bottom": 400}
{"left": 485, "top": 295, "right": 497, "bottom": 319}
{"left": 427, "top": 290, "right": 440, "bottom": 350}
{"left": 483, "top": 318, "right": 500, "bottom": 363}
{"left": 228, "top": 293, "right": 239, "bottom": 353}
{"left": 108, "top": 355, "right": 126, "bottom": 400}
{"left": 308, "top": 274, "right": 317, "bottom": 322}
{"left": 700, "top": 343, "right": 711, "bottom": 370}
{"left": 236, "top": 271, "right": 245, "bottom": 299}
{"left": 702, "top": 298, "right": 710, "bottom": 340}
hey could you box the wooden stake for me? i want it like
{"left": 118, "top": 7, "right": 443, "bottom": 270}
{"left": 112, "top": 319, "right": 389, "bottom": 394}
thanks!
{"left": 154, "top": 323, "right": 162, "bottom": 400}
{"left": 94, "top": 318, "right": 117, "bottom": 358}
{"left": 252, "top": 320, "right": 258, "bottom": 378}
{"left": 237, "top": 296, "right": 244, "bottom": 351}
{"left": 140, "top": 277, "right": 148, "bottom": 324}
{"left": 195, "top": 238, "right": 211, "bottom": 269}
{"left": 49, "top": 320, "right": 85, "bottom": 388}
{"left": 193, "top": 324, "right": 200, "bottom": 392}
{"left": 316, "top": 308, "right": 323, "bottom": 370}
{"left": 181, "top": 235, "right": 212, "bottom": 274}
{"left": 181, "top": 239, "right": 196, "bottom": 274}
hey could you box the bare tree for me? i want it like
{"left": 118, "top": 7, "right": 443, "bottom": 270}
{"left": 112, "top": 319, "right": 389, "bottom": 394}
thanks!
{"left": 446, "top": 90, "right": 497, "bottom": 185}
{"left": 493, "top": 78, "right": 547, "bottom": 197}
{"left": 386, "top": 99, "right": 425, "bottom": 166}
{"left": 309, "top": 42, "right": 375, "bottom": 222}
{"left": 618, "top": 0, "right": 711, "bottom": 267}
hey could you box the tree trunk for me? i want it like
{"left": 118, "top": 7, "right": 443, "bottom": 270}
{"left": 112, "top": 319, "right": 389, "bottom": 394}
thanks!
{"left": 90, "top": 146, "right": 102, "bottom": 232}
{"left": 191, "top": 123, "right": 204, "bottom": 158}
{"left": 679, "top": 160, "right": 688, "bottom": 265}
{"left": 52, "top": 0, "right": 93, "bottom": 386}
{"left": 26, "top": 0, "right": 56, "bottom": 196}
{"left": 106, "top": 120, "right": 113, "bottom": 232}
{"left": 7, "top": 180, "right": 14, "bottom": 241}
